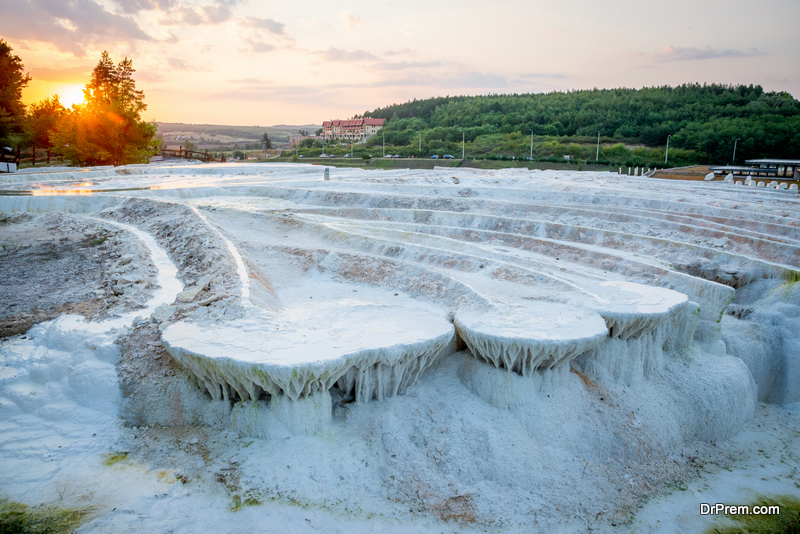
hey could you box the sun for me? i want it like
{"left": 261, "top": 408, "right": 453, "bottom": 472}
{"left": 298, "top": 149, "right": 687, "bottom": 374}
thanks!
{"left": 54, "top": 84, "right": 85, "bottom": 108}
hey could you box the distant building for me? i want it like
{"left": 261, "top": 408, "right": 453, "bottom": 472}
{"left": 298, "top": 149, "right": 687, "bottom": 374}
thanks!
{"left": 289, "top": 135, "right": 321, "bottom": 148}
{"left": 321, "top": 118, "right": 385, "bottom": 141}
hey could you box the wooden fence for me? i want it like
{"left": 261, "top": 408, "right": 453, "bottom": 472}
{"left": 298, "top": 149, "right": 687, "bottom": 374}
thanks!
{"left": 0, "top": 145, "right": 215, "bottom": 168}
{"left": 1, "top": 145, "right": 63, "bottom": 166}
{"left": 159, "top": 148, "right": 214, "bottom": 163}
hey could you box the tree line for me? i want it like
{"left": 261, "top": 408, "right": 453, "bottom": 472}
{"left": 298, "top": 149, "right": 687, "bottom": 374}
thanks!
{"left": 1, "top": 40, "right": 156, "bottom": 167}
{"left": 363, "top": 85, "right": 800, "bottom": 164}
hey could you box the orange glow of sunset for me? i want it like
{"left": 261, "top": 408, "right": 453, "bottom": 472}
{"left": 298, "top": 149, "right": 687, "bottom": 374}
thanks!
{"left": 6, "top": 0, "right": 799, "bottom": 126}
{"left": 54, "top": 84, "right": 85, "bottom": 109}
{"left": 23, "top": 80, "right": 84, "bottom": 109}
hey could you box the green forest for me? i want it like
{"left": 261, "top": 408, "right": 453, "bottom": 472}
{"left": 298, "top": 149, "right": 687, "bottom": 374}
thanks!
{"left": 361, "top": 85, "right": 800, "bottom": 167}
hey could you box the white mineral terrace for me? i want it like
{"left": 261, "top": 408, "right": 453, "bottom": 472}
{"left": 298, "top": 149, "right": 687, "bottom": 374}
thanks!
{"left": 2, "top": 162, "right": 799, "bottom": 531}
{"left": 2, "top": 163, "right": 798, "bottom": 413}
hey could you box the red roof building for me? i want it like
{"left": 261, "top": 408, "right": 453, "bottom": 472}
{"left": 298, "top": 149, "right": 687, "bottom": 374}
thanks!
{"left": 322, "top": 118, "right": 385, "bottom": 140}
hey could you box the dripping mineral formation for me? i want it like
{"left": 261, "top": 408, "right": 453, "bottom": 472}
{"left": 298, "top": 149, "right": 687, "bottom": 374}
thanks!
{"left": 0, "top": 162, "right": 797, "bottom": 532}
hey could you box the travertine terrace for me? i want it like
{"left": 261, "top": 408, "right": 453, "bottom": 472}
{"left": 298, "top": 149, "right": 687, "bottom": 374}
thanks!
{"left": 1, "top": 162, "right": 798, "bottom": 531}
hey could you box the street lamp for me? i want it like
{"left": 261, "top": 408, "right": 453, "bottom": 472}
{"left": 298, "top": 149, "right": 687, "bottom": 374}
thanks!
{"left": 732, "top": 137, "right": 741, "bottom": 165}
{"left": 419, "top": 132, "right": 422, "bottom": 153}
{"left": 382, "top": 131, "right": 385, "bottom": 158}
{"left": 462, "top": 130, "right": 465, "bottom": 160}
{"left": 530, "top": 129, "right": 534, "bottom": 160}
{"left": 664, "top": 135, "right": 670, "bottom": 166}
{"left": 596, "top": 130, "right": 600, "bottom": 162}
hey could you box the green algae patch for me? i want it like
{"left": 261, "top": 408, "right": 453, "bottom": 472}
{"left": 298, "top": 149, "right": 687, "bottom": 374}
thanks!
{"left": 705, "top": 495, "right": 800, "bottom": 534}
{"left": 0, "top": 497, "right": 92, "bottom": 534}
{"left": 230, "top": 492, "right": 263, "bottom": 512}
{"left": 102, "top": 451, "right": 129, "bottom": 466}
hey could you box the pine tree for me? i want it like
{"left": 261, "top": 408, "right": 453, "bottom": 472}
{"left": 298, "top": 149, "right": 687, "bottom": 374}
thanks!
{"left": 54, "top": 51, "right": 157, "bottom": 166}
{"left": 0, "top": 40, "right": 31, "bottom": 145}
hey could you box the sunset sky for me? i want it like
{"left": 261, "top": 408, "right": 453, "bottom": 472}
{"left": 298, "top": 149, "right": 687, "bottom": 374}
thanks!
{"left": 4, "top": 0, "right": 799, "bottom": 126}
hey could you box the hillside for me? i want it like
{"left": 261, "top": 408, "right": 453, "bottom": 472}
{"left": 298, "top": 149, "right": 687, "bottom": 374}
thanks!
{"left": 156, "top": 122, "right": 321, "bottom": 149}
{"left": 362, "top": 84, "right": 800, "bottom": 164}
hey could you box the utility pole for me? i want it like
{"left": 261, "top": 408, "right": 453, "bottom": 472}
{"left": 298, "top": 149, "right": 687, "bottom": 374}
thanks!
{"left": 382, "top": 132, "right": 385, "bottom": 157}
{"left": 530, "top": 129, "right": 534, "bottom": 159}
{"left": 732, "top": 137, "right": 740, "bottom": 165}
{"left": 596, "top": 130, "right": 600, "bottom": 161}
{"left": 664, "top": 135, "right": 670, "bottom": 166}
{"left": 462, "top": 130, "right": 465, "bottom": 160}
{"left": 419, "top": 132, "right": 422, "bottom": 153}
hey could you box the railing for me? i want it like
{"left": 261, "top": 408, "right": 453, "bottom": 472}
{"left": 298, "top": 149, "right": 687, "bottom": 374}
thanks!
{"left": 1, "top": 145, "right": 63, "bottom": 166}
{"left": 159, "top": 148, "right": 213, "bottom": 163}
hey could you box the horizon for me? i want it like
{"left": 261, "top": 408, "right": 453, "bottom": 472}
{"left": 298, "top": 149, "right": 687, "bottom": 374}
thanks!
{"left": 5, "top": 0, "right": 798, "bottom": 125}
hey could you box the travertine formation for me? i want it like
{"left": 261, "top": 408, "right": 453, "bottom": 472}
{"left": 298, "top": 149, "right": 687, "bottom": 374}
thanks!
{"left": 2, "top": 163, "right": 798, "bottom": 438}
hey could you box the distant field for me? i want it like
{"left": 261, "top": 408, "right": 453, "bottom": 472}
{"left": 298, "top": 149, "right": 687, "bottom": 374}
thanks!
{"left": 157, "top": 122, "right": 321, "bottom": 148}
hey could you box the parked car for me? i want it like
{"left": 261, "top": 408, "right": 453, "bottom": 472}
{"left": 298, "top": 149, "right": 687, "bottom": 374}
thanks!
{"left": 431, "top": 155, "right": 439, "bottom": 159}
{"left": 298, "top": 155, "right": 305, "bottom": 158}
{"left": 343, "top": 154, "right": 351, "bottom": 158}
{"left": 443, "top": 154, "right": 455, "bottom": 159}
{"left": 392, "top": 154, "right": 402, "bottom": 158}
{"left": 328, "top": 155, "right": 336, "bottom": 158}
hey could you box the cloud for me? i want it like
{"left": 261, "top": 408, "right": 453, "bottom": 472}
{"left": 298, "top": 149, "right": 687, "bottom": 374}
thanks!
{"left": 298, "top": 17, "right": 332, "bottom": 31}
{"left": 242, "top": 38, "right": 277, "bottom": 53}
{"left": 339, "top": 11, "right": 364, "bottom": 31}
{"left": 27, "top": 65, "right": 92, "bottom": 83}
{"left": 112, "top": 0, "right": 175, "bottom": 13}
{"left": 159, "top": 0, "right": 237, "bottom": 26}
{"left": 0, "top": 0, "right": 152, "bottom": 56}
{"left": 206, "top": 85, "right": 326, "bottom": 100}
{"left": 518, "top": 72, "right": 567, "bottom": 79}
{"left": 409, "top": 71, "right": 509, "bottom": 89}
{"left": 377, "top": 60, "right": 443, "bottom": 71}
{"left": 136, "top": 71, "right": 166, "bottom": 83}
{"left": 240, "top": 16, "right": 286, "bottom": 35}
{"left": 321, "top": 69, "right": 509, "bottom": 91}
{"left": 236, "top": 15, "right": 292, "bottom": 53}
{"left": 316, "top": 47, "right": 378, "bottom": 62}
{"left": 383, "top": 47, "right": 415, "bottom": 57}
{"left": 166, "top": 57, "right": 209, "bottom": 71}
{"left": 227, "top": 78, "right": 271, "bottom": 84}
{"left": 649, "top": 45, "right": 760, "bottom": 63}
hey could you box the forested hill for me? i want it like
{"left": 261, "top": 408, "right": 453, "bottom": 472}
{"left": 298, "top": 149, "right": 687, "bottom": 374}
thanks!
{"left": 363, "top": 85, "right": 800, "bottom": 163}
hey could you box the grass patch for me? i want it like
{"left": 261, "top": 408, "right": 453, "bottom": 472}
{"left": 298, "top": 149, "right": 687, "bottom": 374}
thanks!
{"left": 0, "top": 497, "right": 91, "bottom": 534}
{"left": 84, "top": 235, "right": 106, "bottom": 247}
{"left": 706, "top": 495, "right": 800, "bottom": 533}
{"left": 229, "top": 492, "right": 262, "bottom": 512}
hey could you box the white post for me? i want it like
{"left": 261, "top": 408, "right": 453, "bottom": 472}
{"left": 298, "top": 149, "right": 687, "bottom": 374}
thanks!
{"left": 664, "top": 135, "right": 670, "bottom": 166}
{"left": 419, "top": 132, "right": 422, "bottom": 153}
{"left": 596, "top": 130, "right": 600, "bottom": 161}
{"left": 382, "top": 132, "right": 385, "bottom": 157}
{"left": 530, "top": 129, "right": 534, "bottom": 159}
{"left": 732, "top": 137, "right": 740, "bottom": 165}
{"left": 462, "top": 131, "right": 465, "bottom": 160}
